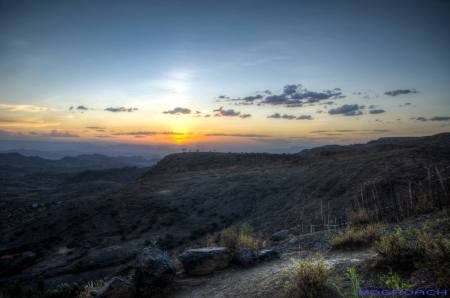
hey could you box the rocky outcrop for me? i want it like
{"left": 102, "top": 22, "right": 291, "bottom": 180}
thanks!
{"left": 271, "top": 230, "right": 290, "bottom": 242}
{"left": 258, "top": 249, "right": 280, "bottom": 261}
{"left": 135, "top": 247, "right": 176, "bottom": 288}
{"left": 232, "top": 249, "right": 257, "bottom": 267}
{"left": 178, "top": 247, "right": 231, "bottom": 275}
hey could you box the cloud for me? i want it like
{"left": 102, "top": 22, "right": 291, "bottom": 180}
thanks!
{"left": 112, "top": 131, "right": 184, "bottom": 136}
{"left": 0, "top": 104, "right": 57, "bottom": 112}
{"left": 105, "top": 107, "right": 138, "bottom": 112}
{"left": 310, "top": 129, "right": 391, "bottom": 134}
{"left": 267, "top": 113, "right": 313, "bottom": 120}
{"left": 0, "top": 118, "right": 58, "bottom": 127}
{"left": 205, "top": 133, "right": 271, "bottom": 138}
{"left": 353, "top": 90, "right": 379, "bottom": 99}
{"left": 412, "top": 116, "right": 450, "bottom": 122}
{"left": 430, "top": 116, "right": 450, "bottom": 121}
{"left": 77, "top": 105, "right": 88, "bottom": 111}
{"left": 163, "top": 107, "right": 191, "bottom": 115}
{"left": 369, "top": 109, "right": 386, "bottom": 114}
{"left": 221, "top": 84, "right": 345, "bottom": 108}
{"left": 328, "top": 104, "right": 364, "bottom": 116}
{"left": 384, "top": 89, "right": 418, "bottom": 96}
{"left": 86, "top": 126, "right": 105, "bottom": 130}
{"left": 213, "top": 107, "right": 251, "bottom": 118}
{"left": 297, "top": 115, "right": 313, "bottom": 120}
{"left": 35, "top": 130, "right": 80, "bottom": 138}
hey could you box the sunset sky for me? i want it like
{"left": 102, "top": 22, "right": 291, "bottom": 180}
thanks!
{"left": 1, "top": 0, "right": 450, "bottom": 153}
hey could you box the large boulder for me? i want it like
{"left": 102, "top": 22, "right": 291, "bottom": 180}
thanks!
{"left": 271, "top": 230, "right": 290, "bottom": 242}
{"left": 177, "top": 247, "right": 231, "bottom": 276}
{"left": 93, "top": 277, "right": 135, "bottom": 298}
{"left": 231, "top": 249, "right": 257, "bottom": 267}
{"left": 135, "top": 247, "right": 176, "bottom": 288}
{"left": 258, "top": 249, "right": 280, "bottom": 262}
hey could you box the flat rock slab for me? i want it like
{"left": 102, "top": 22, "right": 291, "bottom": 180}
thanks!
{"left": 178, "top": 247, "right": 231, "bottom": 276}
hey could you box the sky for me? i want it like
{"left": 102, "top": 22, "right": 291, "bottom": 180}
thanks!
{"left": 1, "top": 0, "right": 450, "bottom": 154}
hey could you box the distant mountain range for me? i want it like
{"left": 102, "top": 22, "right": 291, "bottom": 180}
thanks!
{"left": 0, "top": 152, "right": 157, "bottom": 173}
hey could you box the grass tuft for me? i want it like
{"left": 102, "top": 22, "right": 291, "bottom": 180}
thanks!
{"left": 206, "top": 224, "right": 266, "bottom": 251}
{"left": 284, "top": 257, "right": 330, "bottom": 298}
{"left": 330, "top": 224, "right": 384, "bottom": 249}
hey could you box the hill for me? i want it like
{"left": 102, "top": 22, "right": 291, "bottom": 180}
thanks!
{"left": 0, "top": 133, "right": 449, "bottom": 289}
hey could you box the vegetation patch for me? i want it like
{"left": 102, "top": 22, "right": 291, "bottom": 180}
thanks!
{"left": 206, "top": 224, "right": 266, "bottom": 251}
{"left": 284, "top": 257, "right": 330, "bottom": 298}
{"left": 375, "top": 227, "right": 450, "bottom": 287}
{"left": 330, "top": 224, "right": 384, "bottom": 249}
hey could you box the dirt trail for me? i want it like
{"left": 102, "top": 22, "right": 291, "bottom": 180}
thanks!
{"left": 171, "top": 249, "right": 375, "bottom": 298}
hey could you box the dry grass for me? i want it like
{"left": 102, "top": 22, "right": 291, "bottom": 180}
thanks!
{"left": 284, "top": 258, "right": 330, "bottom": 298}
{"left": 348, "top": 209, "right": 371, "bottom": 225}
{"left": 77, "top": 280, "right": 105, "bottom": 298}
{"left": 330, "top": 224, "right": 384, "bottom": 249}
{"left": 206, "top": 224, "right": 266, "bottom": 251}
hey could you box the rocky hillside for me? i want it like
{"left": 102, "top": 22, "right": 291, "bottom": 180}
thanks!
{"left": 1, "top": 133, "right": 449, "bottom": 290}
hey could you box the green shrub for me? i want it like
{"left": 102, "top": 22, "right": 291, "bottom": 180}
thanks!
{"left": 382, "top": 271, "right": 412, "bottom": 291}
{"left": 330, "top": 224, "right": 383, "bottom": 249}
{"left": 347, "top": 267, "right": 361, "bottom": 298}
{"left": 374, "top": 228, "right": 426, "bottom": 266}
{"left": 375, "top": 227, "right": 450, "bottom": 283}
{"left": 416, "top": 233, "right": 450, "bottom": 288}
{"left": 284, "top": 258, "right": 330, "bottom": 298}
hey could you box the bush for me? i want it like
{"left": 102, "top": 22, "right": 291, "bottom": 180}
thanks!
{"left": 382, "top": 271, "right": 412, "bottom": 291}
{"left": 374, "top": 228, "right": 426, "bottom": 267}
{"left": 284, "top": 258, "right": 330, "bottom": 298}
{"left": 375, "top": 227, "right": 450, "bottom": 282}
{"left": 206, "top": 224, "right": 266, "bottom": 251}
{"left": 330, "top": 224, "right": 383, "bottom": 249}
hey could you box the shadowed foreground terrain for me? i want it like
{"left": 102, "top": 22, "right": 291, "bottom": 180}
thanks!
{"left": 1, "top": 133, "right": 449, "bottom": 296}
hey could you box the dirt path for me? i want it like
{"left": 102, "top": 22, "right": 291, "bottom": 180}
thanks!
{"left": 171, "top": 249, "right": 375, "bottom": 298}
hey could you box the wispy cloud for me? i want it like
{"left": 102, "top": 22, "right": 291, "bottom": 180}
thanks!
{"left": 267, "top": 113, "right": 313, "bottom": 120}
{"left": 328, "top": 104, "right": 364, "bottom": 116}
{"left": 411, "top": 116, "right": 450, "bottom": 122}
{"left": 0, "top": 104, "right": 57, "bottom": 112}
{"left": 31, "top": 130, "right": 80, "bottom": 138}
{"left": 221, "top": 84, "right": 344, "bottom": 108}
{"left": 112, "top": 131, "right": 184, "bottom": 136}
{"left": 384, "top": 89, "right": 418, "bottom": 96}
{"left": 163, "top": 107, "right": 191, "bottom": 115}
{"left": 105, "top": 107, "right": 138, "bottom": 112}
{"left": 205, "top": 133, "right": 271, "bottom": 138}
{"left": 369, "top": 109, "right": 385, "bottom": 114}
{"left": 213, "top": 107, "right": 251, "bottom": 118}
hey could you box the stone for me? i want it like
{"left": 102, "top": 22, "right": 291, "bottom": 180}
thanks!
{"left": 135, "top": 247, "right": 176, "bottom": 287}
{"left": 231, "top": 249, "right": 257, "bottom": 267}
{"left": 177, "top": 247, "right": 231, "bottom": 276}
{"left": 271, "top": 230, "right": 290, "bottom": 242}
{"left": 258, "top": 249, "right": 280, "bottom": 262}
